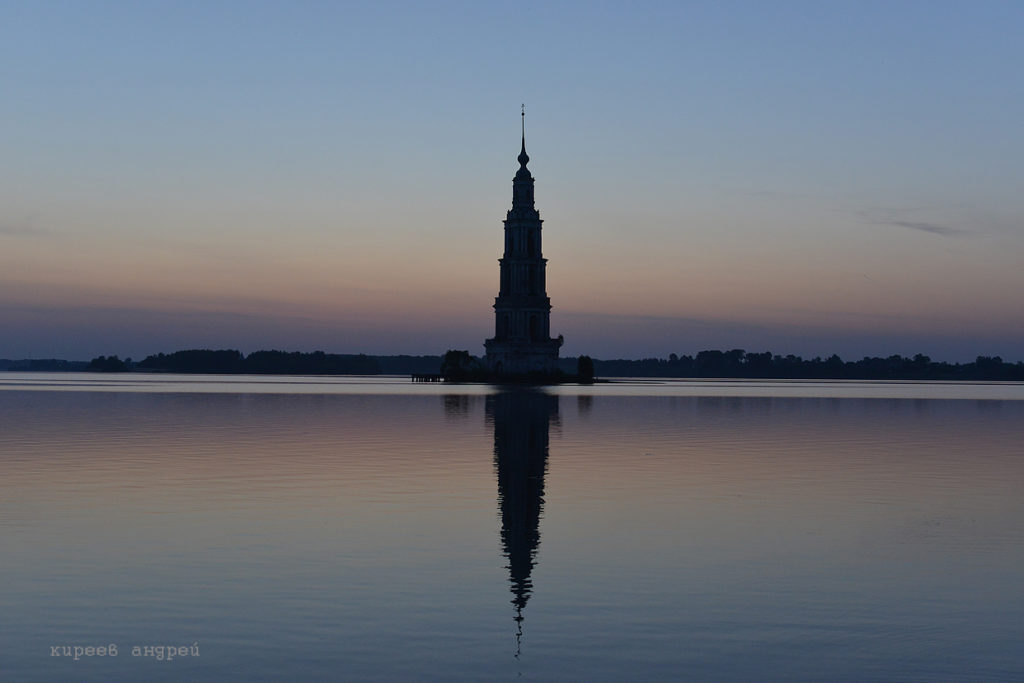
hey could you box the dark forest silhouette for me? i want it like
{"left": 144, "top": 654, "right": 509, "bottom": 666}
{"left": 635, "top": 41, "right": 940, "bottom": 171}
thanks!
{"left": 0, "top": 358, "right": 89, "bottom": 371}
{"left": 582, "top": 349, "right": 1024, "bottom": 381}
{"left": 88, "top": 355, "right": 129, "bottom": 372}
{"left": 131, "top": 349, "right": 439, "bottom": 374}
{"left": 5, "top": 347, "right": 1022, "bottom": 381}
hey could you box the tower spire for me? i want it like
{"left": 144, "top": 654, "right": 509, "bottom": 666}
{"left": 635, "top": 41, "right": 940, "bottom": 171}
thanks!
{"left": 518, "top": 104, "right": 529, "bottom": 169}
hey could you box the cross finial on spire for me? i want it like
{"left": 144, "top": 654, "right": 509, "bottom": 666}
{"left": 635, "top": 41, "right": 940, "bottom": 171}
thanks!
{"left": 517, "top": 104, "right": 530, "bottom": 169}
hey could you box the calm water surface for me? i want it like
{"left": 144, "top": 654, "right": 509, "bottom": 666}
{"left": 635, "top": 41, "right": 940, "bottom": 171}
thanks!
{"left": 1, "top": 374, "right": 1022, "bottom": 681}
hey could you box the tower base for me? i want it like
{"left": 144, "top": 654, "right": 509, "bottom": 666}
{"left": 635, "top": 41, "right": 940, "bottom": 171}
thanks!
{"left": 484, "top": 338, "right": 562, "bottom": 376}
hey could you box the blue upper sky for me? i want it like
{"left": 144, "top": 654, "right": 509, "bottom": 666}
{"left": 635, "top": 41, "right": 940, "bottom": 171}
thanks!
{"left": 2, "top": 1, "right": 1022, "bottom": 361}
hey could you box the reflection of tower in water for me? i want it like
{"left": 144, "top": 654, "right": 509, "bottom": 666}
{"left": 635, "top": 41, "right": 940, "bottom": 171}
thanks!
{"left": 487, "top": 390, "right": 558, "bottom": 657}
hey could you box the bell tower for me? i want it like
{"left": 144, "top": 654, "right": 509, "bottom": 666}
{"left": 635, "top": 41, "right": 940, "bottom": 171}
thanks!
{"left": 484, "top": 109, "right": 563, "bottom": 376}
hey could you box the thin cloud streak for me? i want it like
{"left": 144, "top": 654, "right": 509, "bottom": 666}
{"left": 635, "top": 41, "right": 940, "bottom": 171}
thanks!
{"left": 859, "top": 208, "right": 971, "bottom": 237}
{"left": 884, "top": 220, "right": 966, "bottom": 237}
{"left": 0, "top": 223, "right": 39, "bottom": 236}
{"left": 0, "top": 215, "right": 49, "bottom": 237}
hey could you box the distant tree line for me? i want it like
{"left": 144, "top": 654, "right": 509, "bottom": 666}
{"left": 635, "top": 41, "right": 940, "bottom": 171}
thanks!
{"left": 88, "top": 355, "right": 130, "bottom": 372}
{"left": 0, "top": 358, "right": 89, "bottom": 371}
{"left": 583, "top": 349, "right": 1024, "bottom": 381}
{"left": 129, "top": 349, "right": 442, "bottom": 375}
{"left": 34, "top": 348, "right": 1024, "bottom": 381}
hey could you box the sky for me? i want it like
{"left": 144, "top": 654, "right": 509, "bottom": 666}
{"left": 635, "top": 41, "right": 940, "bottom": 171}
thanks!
{"left": 2, "top": 1, "right": 1023, "bottom": 362}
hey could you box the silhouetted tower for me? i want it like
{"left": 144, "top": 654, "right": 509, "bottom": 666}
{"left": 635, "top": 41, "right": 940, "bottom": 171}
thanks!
{"left": 484, "top": 109, "right": 563, "bottom": 376}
